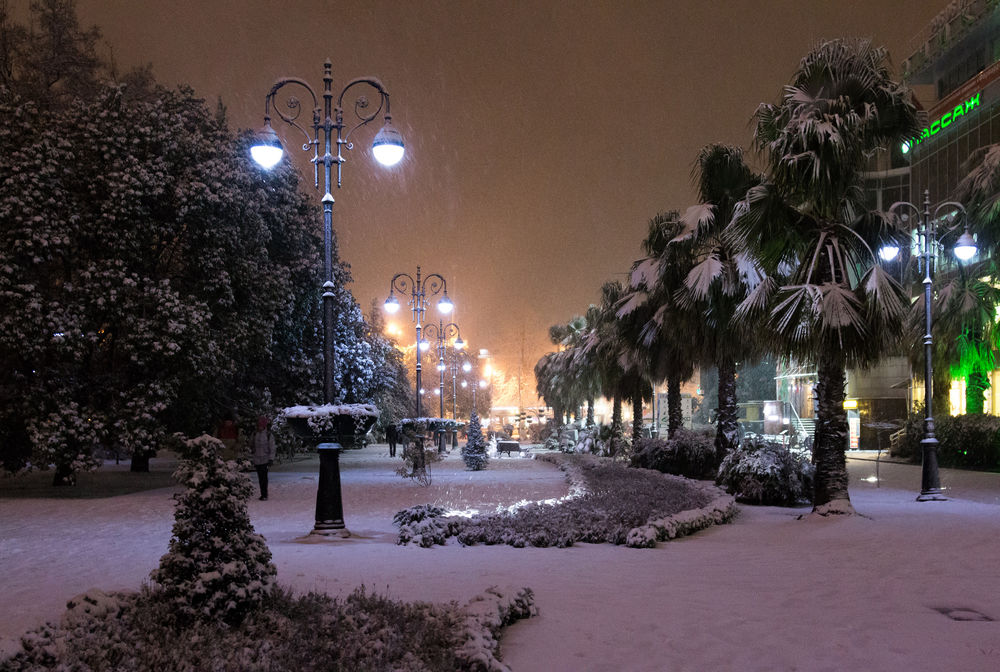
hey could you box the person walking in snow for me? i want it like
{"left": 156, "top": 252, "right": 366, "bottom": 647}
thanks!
{"left": 386, "top": 422, "right": 400, "bottom": 457}
{"left": 250, "top": 416, "right": 276, "bottom": 500}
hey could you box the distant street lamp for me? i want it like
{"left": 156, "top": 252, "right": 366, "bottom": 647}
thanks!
{"left": 384, "top": 267, "right": 454, "bottom": 418}
{"left": 422, "top": 320, "right": 464, "bottom": 418}
{"left": 450, "top": 352, "right": 474, "bottom": 419}
{"left": 885, "top": 189, "right": 977, "bottom": 502}
{"left": 251, "top": 60, "right": 404, "bottom": 536}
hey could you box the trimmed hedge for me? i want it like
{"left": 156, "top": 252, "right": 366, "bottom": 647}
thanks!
{"left": 630, "top": 428, "right": 720, "bottom": 480}
{"left": 894, "top": 412, "right": 1000, "bottom": 470}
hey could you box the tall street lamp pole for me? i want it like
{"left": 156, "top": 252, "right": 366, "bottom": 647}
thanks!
{"left": 451, "top": 352, "right": 474, "bottom": 419}
{"left": 423, "top": 320, "right": 464, "bottom": 418}
{"left": 251, "top": 60, "right": 404, "bottom": 536}
{"left": 885, "top": 189, "right": 977, "bottom": 501}
{"left": 384, "top": 267, "right": 454, "bottom": 418}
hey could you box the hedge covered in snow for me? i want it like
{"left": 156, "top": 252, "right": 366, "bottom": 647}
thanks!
{"left": 2, "top": 585, "right": 535, "bottom": 671}
{"left": 395, "top": 454, "right": 736, "bottom": 549}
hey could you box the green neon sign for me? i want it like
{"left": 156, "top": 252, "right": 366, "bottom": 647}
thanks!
{"left": 901, "top": 91, "right": 981, "bottom": 154}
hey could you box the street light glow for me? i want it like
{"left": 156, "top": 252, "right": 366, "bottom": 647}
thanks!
{"left": 954, "top": 231, "right": 977, "bottom": 260}
{"left": 437, "top": 294, "right": 454, "bottom": 314}
{"left": 250, "top": 121, "right": 283, "bottom": 168}
{"left": 372, "top": 117, "right": 405, "bottom": 166}
{"left": 384, "top": 294, "right": 401, "bottom": 313}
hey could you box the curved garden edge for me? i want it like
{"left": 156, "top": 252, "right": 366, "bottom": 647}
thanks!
{"left": 535, "top": 452, "right": 739, "bottom": 548}
{"left": 394, "top": 452, "right": 737, "bottom": 549}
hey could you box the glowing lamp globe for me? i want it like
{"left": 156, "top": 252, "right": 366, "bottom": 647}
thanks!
{"left": 878, "top": 244, "right": 900, "bottom": 262}
{"left": 954, "top": 231, "right": 977, "bottom": 261}
{"left": 251, "top": 122, "right": 284, "bottom": 169}
{"left": 437, "top": 295, "right": 454, "bottom": 314}
{"left": 384, "top": 294, "right": 401, "bottom": 314}
{"left": 372, "top": 118, "right": 405, "bottom": 167}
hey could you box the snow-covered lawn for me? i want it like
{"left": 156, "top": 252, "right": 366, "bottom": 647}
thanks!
{"left": 2, "top": 447, "right": 1000, "bottom": 671}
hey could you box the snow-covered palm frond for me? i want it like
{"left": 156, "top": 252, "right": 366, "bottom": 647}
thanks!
{"left": 683, "top": 253, "right": 723, "bottom": 302}
{"left": 629, "top": 257, "right": 660, "bottom": 290}
{"left": 616, "top": 289, "right": 648, "bottom": 318}
{"left": 859, "top": 263, "right": 907, "bottom": 325}
{"left": 675, "top": 203, "right": 715, "bottom": 242}
{"left": 818, "top": 283, "right": 867, "bottom": 333}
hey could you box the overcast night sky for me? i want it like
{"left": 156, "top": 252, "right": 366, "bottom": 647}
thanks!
{"left": 61, "top": 0, "right": 946, "bottom": 400}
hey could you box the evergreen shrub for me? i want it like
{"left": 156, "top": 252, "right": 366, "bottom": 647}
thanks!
{"left": 933, "top": 413, "right": 1000, "bottom": 469}
{"left": 894, "top": 410, "right": 1000, "bottom": 469}
{"left": 631, "top": 428, "right": 720, "bottom": 479}
{"left": 461, "top": 410, "right": 489, "bottom": 470}
{"left": 149, "top": 435, "right": 276, "bottom": 625}
{"left": 716, "top": 435, "right": 814, "bottom": 506}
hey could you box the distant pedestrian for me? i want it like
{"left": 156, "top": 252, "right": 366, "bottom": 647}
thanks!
{"left": 250, "top": 416, "right": 276, "bottom": 500}
{"left": 216, "top": 416, "right": 240, "bottom": 461}
{"left": 386, "top": 422, "right": 399, "bottom": 457}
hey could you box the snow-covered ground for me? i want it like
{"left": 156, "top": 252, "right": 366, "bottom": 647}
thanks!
{"left": 2, "top": 447, "right": 1000, "bottom": 671}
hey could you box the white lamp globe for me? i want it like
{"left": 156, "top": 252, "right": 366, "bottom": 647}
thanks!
{"left": 251, "top": 122, "right": 284, "bottom": 169}
{"left": 384, "top": 295, "right": 401, "bottom": 314}
{"left": 372, "top": 117, "right": 405, "bottom": 167}
{"left": 954, "top": 231, "right": 978, "bottom": 261}
{"left": 437, "top": 295, "right": 454, "bottom": 314}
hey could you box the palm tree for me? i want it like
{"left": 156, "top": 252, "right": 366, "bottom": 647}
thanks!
{"left": 728, "top": 39, "right": 918, "bottom": 514}
{"left": 673, "top": 144, "right": 763, "bottom": 456}
{"left": 619, "top": 212, "right": 697, "bottom": 438}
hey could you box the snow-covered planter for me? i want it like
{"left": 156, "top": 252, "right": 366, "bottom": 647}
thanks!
{"left": 456, "top": 586, "right": 537, "bottom": 672}
{"left": 625, "top": 492, "right": 737, "bottom": 548}
{"left": 396, "top": 454, "right": 734, "bottom": 549}
{"left": 716, "top": 434, "right": 815, "bottom": 506}
{"left": 279, "top": 403, "right": 378, "bottom": 448}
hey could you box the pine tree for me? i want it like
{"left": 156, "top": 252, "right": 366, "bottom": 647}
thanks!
{"left": 462, "top": 410, "right": 489, "bottom": 471}
{"left": 150, "top": 435, "right": 276, "bottom": 625}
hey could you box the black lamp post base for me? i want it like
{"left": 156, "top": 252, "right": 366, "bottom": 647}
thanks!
{"left": 310, "top": 524, "right": 351, "bottom": 538}
{"left": 916, "top": 490, "right": 947, "bottom": 502}
{"left": 314, "top": 443, "right": 349, "bottom": 535}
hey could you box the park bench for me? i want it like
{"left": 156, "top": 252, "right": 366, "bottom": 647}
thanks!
{"left": 496, "top": 440, "right": 522, "bottom": 456}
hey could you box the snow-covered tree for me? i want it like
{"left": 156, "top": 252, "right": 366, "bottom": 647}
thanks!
{"left": 462, "top": 410, "right": 489, "bottom": 470}
{"left": 150, "top": 434, "right": 276, "bottom": 625}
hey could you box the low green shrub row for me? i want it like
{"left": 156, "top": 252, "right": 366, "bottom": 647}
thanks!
{"left": 893, "top": 411, "right": 1000, "bottom": 470}
{"left": 396, "top": 454, "right": 735, "bottom": 549}
{"left": 630, "top": 428, "right": 720, "bottom": 479}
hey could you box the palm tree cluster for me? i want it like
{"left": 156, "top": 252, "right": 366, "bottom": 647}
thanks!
{"left": 536, "top": 39, "right": 932, "bottom": 515}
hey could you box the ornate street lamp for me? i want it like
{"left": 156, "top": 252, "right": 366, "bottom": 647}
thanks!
{"left": 251, "top": 60, "right": 404, "bottom": 536}
{"left": 451, "top": 352, "right": 474, "bottom": 418}
{"left": 422, "top": 320, "right": 464, "bottom": 418}
{"left": 885, "top": 189, "right": 977, "bottom": 501}
{"left": 384, "top": 267, "right": 454, "bottom": 418}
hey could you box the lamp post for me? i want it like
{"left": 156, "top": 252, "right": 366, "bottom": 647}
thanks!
{"left": 384, "top": 267, "right": 454, "bottom": 418}
{"left": 251, "top": 60, "right": 404, "bottom": 536}
{"left": 422, "top": 320, "right": 464, "bottom": 418}
{"left": 451, "top": 352, "right": 474, "bottom": 419}
{"left": 885, "top": 189, "right": 977, "bottom": 502}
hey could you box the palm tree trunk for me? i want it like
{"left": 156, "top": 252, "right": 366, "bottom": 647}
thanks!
{"left": 667, "top": 374, "right": 682, "bottom": 438}
{"left": 587, "top": 399, "right": 595, "bottom": 427}
{"left": 611, "top": 392, "right": 624, "bottom": 456}
{"left": 715, "top": 357, "right": 739, "bottom": 456}
{"left": 812, "top": 353, "right": 854, "bottom": 514}
{"left": 932, "top": 365, "right": 951, "bottom": 419}
{"left": 967, "top": 368, "right": 989, "bottom": 414}
{"left": 632, "top": 381, "right": 644, "bottom": 442}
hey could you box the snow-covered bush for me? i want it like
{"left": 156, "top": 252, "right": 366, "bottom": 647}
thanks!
{"left": 716, "top": 434, "right": 815, "bottom": 506}
{"left": 149, "top": 434, "right": 276, "bottom": 625}
{"left": 631, "top": 428, "right": 720, "bottom": 480}
{"left": 2, "top": 584, "right": 535, "bottom": 672}
{"left": 462, "top": 410, "right": 490, "bottom": 470}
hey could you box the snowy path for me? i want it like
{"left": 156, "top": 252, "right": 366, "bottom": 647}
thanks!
{"left": 2, "top": 448, "right": 1000, "bottom": 671}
